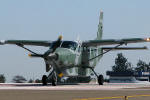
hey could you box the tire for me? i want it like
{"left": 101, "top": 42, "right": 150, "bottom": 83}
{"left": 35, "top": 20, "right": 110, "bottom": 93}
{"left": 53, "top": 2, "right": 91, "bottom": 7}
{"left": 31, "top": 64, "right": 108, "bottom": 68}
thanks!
{"left": 98, "top": 75, "right": 104, "bottom": 85}
{"left": 42, "top": 75, "right": 47, "bottom": 86}
{"left": 51, "top": 72, "right": 57, "bottom": 86}
{"left": 52, "top": 78, "right": 56, "bottom": 86}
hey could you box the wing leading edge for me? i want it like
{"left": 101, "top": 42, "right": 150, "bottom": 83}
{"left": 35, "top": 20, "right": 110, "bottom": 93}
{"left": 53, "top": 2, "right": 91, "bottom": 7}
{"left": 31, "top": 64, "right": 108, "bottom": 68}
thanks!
{"left": 82, "top": 38, "right": 150, "bottom": 47}
{"left": 0, "top": 40, "right": 51, "bottom": 47}
{"left": 102, "top": 46, "right": 147, "bottom": 51}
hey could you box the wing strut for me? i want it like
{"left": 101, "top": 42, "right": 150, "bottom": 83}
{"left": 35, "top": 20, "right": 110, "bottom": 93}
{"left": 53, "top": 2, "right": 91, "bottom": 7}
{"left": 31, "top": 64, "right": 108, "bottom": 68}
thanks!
{"left": 16, "top": 43, "right": 43, "bottom": 57}
{"left": 88, "top": 42, "right": 124, "bottom": 61}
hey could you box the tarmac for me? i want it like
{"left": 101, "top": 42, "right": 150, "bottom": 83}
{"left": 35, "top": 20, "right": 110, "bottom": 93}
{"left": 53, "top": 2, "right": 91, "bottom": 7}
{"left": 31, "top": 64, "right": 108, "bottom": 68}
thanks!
{"left": 0, "top": 83, "right": 150, "bottom": 100}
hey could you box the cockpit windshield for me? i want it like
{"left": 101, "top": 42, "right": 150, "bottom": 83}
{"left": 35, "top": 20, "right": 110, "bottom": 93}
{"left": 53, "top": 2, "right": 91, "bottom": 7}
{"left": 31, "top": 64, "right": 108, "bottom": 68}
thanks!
{"left": 61, "top": 41, "right": 78, "bottom": 50}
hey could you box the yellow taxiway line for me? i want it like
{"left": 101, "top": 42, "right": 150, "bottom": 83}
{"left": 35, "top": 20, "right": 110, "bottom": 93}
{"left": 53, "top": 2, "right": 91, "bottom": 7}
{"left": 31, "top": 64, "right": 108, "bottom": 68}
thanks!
{"left": 73, "top": 94, "right": 150, "bottom": 100}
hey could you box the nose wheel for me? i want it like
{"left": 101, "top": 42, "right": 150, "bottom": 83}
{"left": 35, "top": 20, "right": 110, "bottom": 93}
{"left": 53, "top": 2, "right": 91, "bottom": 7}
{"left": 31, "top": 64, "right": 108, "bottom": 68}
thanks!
{"left": 42, "top": 75, "right": 48, "bottom": 86}
{"left": 42, "top": 71, "right": 57, "bottom": 86}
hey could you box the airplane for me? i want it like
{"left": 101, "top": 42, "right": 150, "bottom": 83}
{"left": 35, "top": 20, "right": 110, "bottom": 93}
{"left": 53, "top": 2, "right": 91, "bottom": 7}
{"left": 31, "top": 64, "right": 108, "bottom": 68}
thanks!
{"left": 0, "top": 11, "right": 150, "bottom": 86}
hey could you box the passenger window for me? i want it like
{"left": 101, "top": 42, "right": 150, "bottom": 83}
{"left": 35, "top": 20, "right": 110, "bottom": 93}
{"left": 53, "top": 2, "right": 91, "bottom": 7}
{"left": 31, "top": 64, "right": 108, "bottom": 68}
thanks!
{"left": 78, "top": 46, "right": 81, "bottom": 52}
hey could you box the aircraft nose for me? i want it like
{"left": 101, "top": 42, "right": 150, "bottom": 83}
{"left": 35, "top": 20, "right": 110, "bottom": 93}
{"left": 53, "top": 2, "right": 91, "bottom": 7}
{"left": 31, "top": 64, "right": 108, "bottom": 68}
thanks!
{"left": 55, "top": 48, "right": 71, "bottom": 63}
{"left": 48, "top": 53, "right": 59, "bottom": 60}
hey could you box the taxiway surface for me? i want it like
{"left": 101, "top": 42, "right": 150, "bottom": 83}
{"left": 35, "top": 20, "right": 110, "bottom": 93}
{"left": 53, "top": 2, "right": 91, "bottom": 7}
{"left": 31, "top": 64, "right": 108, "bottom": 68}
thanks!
{"left": 0, "top": 83, "right": 150, "bottom": 100}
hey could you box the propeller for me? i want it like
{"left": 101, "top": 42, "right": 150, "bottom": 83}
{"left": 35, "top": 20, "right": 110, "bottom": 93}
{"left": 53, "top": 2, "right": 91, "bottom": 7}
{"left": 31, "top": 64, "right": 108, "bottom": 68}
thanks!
{"left": 28, "top": 35, "right": 63, "bottom": 72}
{"left": 28, "top": 35, "right": 62, "bottom": 57}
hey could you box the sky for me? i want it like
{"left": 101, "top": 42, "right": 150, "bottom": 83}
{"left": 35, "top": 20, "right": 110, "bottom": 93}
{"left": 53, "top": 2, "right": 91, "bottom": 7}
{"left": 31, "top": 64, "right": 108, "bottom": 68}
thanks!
{"left": 0, "top": 0, "right": 150, "bottom": 82}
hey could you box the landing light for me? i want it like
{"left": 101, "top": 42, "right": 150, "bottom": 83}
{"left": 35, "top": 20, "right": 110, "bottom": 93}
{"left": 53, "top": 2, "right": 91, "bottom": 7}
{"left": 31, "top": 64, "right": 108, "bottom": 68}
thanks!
{"left": 146, "top": 38, "right": 150, "bottom": 41}
{"left": 28, "top": 54, "right": 32, "bottom": 57}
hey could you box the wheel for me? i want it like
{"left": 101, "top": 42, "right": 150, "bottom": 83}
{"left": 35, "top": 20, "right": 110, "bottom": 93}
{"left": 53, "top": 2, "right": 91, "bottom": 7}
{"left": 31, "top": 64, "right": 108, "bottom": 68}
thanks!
{"left": 51, "top": 72, "right": 57, "bottom": 86}
{"left": 98, "top": 75, "right": 104, "bottom": 85}
{"left": 42, "top": 75, "right": 47, "bottom": 86}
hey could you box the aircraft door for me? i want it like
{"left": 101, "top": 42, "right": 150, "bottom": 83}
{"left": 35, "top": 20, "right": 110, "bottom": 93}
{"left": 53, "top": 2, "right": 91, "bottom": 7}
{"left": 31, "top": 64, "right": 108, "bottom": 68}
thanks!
{"left": 74, "top": 43, "right": 82, "bottom": 65}
{"left": 81, "top": 47, "right": 90, "bottom": 66}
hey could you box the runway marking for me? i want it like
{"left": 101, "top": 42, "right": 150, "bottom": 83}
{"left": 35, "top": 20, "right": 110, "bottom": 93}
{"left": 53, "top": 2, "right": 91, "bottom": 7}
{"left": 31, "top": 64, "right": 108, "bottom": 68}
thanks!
{"left": 73, "top": 94, "right": 150, "bottom": 100}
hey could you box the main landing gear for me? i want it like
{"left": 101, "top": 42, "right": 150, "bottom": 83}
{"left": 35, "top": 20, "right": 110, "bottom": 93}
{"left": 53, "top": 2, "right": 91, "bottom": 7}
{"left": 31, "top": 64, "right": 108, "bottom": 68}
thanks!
{"left": 42, "top": 75, "right": 48, "bottom": 85}
{"left": 90, "top": 68, "right": 104, "bottom": 85}
{"left": 42, "top": 71, "right": 57, "bottom": 86}
{"left": 98, "top": 74, "right": 104, "bottom": 85}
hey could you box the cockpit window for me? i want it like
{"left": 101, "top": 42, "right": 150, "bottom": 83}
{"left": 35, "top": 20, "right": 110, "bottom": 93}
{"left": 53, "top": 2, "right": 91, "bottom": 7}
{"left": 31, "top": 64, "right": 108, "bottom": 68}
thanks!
{"left": 61, "top": 41, "right": 78, "bottom": 50}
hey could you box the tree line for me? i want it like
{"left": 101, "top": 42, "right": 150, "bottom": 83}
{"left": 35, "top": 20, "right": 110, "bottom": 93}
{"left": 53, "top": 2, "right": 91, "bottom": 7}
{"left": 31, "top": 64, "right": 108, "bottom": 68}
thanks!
{"left": 112, "top": 53, "right": 150, "bottom": 72}
{"left": 0, "top": 75, "right": 42, "bottom": 83}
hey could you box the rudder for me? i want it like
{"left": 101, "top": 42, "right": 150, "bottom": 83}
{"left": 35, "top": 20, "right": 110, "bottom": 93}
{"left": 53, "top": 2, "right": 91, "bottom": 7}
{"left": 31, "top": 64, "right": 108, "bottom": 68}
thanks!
{"left": 97, "top": 11, "right": 103, "bottom": 40}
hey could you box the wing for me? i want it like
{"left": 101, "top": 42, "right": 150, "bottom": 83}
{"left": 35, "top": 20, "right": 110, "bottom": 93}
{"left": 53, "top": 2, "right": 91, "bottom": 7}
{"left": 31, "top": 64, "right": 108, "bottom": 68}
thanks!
{"left": 102, "top": 46, "right": 148, "bottom": 51}
{"left": 82, "top": 38, "right": 150, "bottom": 47}
{"left": 0, "top": 40, "right": 51, "bottom": 47}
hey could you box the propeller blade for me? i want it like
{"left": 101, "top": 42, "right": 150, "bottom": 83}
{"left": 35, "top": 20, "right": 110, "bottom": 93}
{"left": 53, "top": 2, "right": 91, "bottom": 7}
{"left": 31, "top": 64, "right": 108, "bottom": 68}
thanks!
{"left": 28, "top": 54, "right": 43, "bottom": 57}
{"left": 58, "top": 35, "right": 63, "bottom": 41}
{"left": 43, "top": 49, "right": 53, "bottom": 57}
{"left": 44, "top": 35, "right": 63, "bottom": 56}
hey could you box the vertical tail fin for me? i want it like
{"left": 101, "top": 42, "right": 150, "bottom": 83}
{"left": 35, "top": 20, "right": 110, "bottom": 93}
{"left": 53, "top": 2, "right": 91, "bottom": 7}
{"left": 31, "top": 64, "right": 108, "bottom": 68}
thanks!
{"left": 97, "top": 11, "right": 103, "bottom": 40}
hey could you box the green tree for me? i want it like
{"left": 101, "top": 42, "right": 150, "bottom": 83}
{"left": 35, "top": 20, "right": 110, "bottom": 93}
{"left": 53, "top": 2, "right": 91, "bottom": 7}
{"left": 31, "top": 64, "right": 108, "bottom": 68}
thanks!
{"left": 12, "top": 75, "right": 27, "bottom": 83}
{"left": 112, "top": 53, "right": 133, "bottom": 72}
{"left": 0, "top": 74, "right": 6, "bottom": 83}
{"left": 135, "top": 60, "right": 150, "bottom": 72}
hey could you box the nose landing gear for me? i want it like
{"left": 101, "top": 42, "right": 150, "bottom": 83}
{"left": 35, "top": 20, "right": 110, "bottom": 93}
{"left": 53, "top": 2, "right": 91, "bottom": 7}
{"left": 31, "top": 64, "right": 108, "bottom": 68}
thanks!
{"left": 42, "top": 71, "right": 57, "bottom": 86}
{"left": 42, "top": 75, "right": 47, "bottom": 85}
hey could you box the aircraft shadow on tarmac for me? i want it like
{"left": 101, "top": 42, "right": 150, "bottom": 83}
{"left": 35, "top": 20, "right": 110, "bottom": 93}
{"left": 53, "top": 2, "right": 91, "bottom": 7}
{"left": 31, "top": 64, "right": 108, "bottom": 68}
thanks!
{"left": 12, "top": 83, "right": 80, "bottom": 87}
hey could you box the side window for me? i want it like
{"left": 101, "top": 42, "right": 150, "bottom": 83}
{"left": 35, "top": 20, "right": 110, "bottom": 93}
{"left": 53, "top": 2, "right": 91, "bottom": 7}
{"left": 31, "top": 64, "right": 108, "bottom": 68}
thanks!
{"left": 87, "top": 48, "right": 90, "bottom": 53}
{"left": 83, "top": 47, "right": 86, "bottom": 51}
{"left": 78, "top": 46, "right": 81, "bottom": 52}
{"left": 73, "top": 43, "right": 78, "bottom": 51}
{"left": 83, "top": 47, "right": 90, "bottom": 52}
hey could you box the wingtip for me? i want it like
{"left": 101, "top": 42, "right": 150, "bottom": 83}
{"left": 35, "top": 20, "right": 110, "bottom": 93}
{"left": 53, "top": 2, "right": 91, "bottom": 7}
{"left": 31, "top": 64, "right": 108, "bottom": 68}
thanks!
{"left": 143, "top": 46, "right": 148, "bottom": 49}
{"left": 0, "top": 40, "right": 5, "bottom": 45}
{"left": 145, "top": 38, "right": 150, "bottom": 42}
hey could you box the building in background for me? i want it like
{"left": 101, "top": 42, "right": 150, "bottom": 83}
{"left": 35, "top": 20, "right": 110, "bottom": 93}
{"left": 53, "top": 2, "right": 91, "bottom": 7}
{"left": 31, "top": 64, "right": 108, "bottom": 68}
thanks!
{"left": 107, "top": 71, "right": 150, "bottom": 83}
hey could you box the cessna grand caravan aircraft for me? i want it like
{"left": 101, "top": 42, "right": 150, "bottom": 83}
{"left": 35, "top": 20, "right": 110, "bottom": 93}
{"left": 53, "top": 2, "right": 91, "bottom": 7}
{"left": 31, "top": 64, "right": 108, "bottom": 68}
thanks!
{"left": 0, "top": 11, "right": 150, "bottom": 86}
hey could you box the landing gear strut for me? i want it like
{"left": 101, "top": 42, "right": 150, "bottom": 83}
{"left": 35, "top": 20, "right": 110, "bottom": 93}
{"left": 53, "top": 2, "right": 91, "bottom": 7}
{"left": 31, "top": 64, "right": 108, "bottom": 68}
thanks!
{"left": 51, "top": 72, "right": 57, "bottom": 86}
{"left": 90, "top": 68, "right": 104, "bottom": 85}
{"left": 42, "top": 71, "right": 57, "bottom": 86}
